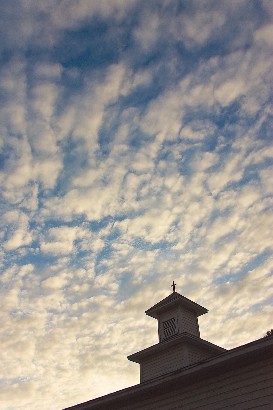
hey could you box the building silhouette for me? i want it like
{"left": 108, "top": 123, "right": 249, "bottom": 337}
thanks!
{"left": 65, "top": 289, "right": 273, "bottom": 409}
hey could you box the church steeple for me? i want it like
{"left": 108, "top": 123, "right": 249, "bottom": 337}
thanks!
{"left": 128, "top": 286, "right": 226, "bottom": 383}
{"left": 145, "top": 288, "right": 207, "bottom": 342}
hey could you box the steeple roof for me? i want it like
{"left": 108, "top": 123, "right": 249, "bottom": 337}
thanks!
{"left": 128, "top": 332, "right": 226, "bottom": 363}
{"left": 145, "top": 291, "right": 208, "bottom": 319}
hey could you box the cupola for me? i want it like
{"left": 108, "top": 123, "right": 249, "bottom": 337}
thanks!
{"left": 128, "top": 283, "right": 226, "bottom": 382}
{"left": 145, "top": 282, "right": 207, "bottom": 341}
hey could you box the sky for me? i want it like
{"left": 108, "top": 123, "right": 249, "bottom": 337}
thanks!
{"left": 0, "top": 0, "right": 273, "bottom": 409}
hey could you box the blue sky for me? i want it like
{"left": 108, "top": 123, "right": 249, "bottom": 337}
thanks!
{"left": 0, "top": 1, "right": 273, "bottom": 409}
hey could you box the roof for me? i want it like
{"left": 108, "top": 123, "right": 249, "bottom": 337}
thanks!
{"left": 64, "top": 335, "right": 273, "bottom": 410}
{"left": 145, "top": 292, "right": 208, "bottom": 319}
{"left": 127, "top": 331, "right": 226, "bottom": 363}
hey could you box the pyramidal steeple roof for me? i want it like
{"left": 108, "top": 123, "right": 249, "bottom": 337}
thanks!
{"left": 145, "top": 291, "right": 208, "bottom": 319}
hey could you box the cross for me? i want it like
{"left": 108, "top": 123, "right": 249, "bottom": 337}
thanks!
{"left": 171, "top": 281, "right": 176, "bottom": 292}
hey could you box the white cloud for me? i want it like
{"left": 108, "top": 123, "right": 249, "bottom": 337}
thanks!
{"left": 134, "top": 13, "right": 160, "bottom": 51}
{"left": 42, "top": 272, "right": 69, "bottom": 289}
{"left": 0, "top": 57, "right": 27, "bottom": 135}
{"left": 214, "top": 79, "right": 246, "bottom": 107}
{"left": 57, "top": 63, "right": 131, "bottom": 157}
{"left": 0, "top": 59, "right": 64, "bottom": 200}
{"left": 207, "top": 152, "right": 244, "bottom": 195}
{"left": 140, "top": 88, "right": 183, "bottom": 139}
{"left": 182, "top": 120, "right": 216, "bottom": 141}
{"left": 40, "top": 226, "right": 86, "bottom": 256}
{"left": 50, "top": 0, "right": 136, "bottom": 28}
{"left": 254, "top": 23, "right": 273, "bottom": 46}
{"left": 3, "top": 210, "right": 33, "bottom": 250}
{"left": 34, "top": 62, "right": 62, "bottom": 81}
{"left": 34, "top": 156, "right": 63, "bottom": 190}
{"left": 170, "top": 7, "right": 226, "bottom": 47}
{"left": 0, "top": 2, "right": 273, "bottom": 410}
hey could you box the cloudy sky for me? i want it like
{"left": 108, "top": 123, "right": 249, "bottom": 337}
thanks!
{"left": 0, "top": 0, "right": 273, "bottom": 409}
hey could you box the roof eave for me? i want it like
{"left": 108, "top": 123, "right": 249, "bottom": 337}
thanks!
{"left": 145, "top": 300, "right": 208, "bottom": 319}
{"left": 127, "top": 332, "right": 226, "bottom": 363}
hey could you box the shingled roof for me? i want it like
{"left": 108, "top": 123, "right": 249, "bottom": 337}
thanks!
{"left": 145, "top": 291, "right": 208, "bottom": 319}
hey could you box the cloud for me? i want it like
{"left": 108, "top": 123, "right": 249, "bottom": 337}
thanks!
{"left": 3, "top": 210, "right": 33, "bottom": 250}
{"left": 134, "top": 12, "right": 160, "bottom": 51}
{"left": 0, "top": 1, "right": 272, "bottom": 409}
{"left": 169, "top": 4, "right": 226, "bottom": 47}
{"left": 42, "top": 272, "right": 69, "bottom": 289}
{"left": 40, "top": 226, "right": 82, "bottom": 256}
{"left": 214, "top": 79, "right": 247, "bottom": 107}
{"left": 182, "top": 120, "right": 216, "bottom": 141}
{"left": 254, "top": 23, "right": 273, "bottom": 45}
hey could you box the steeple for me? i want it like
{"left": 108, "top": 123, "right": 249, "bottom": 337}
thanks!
{"left": 145, "top": 290, "right": 207, "bottom": 342}
{"left": 128, "top": 286, "right": 226, "bottom": 383}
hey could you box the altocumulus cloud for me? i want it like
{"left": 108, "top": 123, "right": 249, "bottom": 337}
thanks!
{"left": 0, "top": 0, "right": 273, "bottom": 409}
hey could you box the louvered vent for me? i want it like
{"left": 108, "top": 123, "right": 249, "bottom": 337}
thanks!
{"left": 163, "top": 317, "right": 177, "bottom": 338}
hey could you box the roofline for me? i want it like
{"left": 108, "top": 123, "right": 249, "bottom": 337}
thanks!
{"left": 145, "top": 293, "right": 208, "bottom": 319}
{"left": 64, "top": 336, "right": 273, "bottom": 410}
{"left": 127, "top": 332, "right": 226, "bottom": 363}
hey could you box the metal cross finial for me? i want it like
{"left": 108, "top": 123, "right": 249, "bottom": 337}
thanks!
{"left": 171, "top": 280, "right": 176, "bottom": 292}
